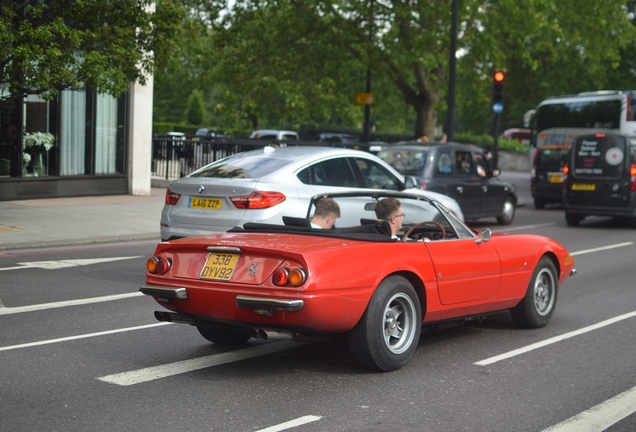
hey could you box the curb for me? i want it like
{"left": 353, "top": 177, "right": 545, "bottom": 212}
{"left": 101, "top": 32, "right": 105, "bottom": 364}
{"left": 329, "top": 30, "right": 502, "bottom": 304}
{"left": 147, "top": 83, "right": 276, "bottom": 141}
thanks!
{"left": 0, "top": 233, "right": 161, "bottom": 252}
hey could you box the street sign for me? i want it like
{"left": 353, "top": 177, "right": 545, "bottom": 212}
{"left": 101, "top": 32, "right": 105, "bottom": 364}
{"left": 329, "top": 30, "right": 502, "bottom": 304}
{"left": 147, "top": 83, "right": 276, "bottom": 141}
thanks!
{"left": 492, "top": 102, "right": 504, "bottom": 114}
{"left": 355, "top": 93, "right": 375, "bottom": 105}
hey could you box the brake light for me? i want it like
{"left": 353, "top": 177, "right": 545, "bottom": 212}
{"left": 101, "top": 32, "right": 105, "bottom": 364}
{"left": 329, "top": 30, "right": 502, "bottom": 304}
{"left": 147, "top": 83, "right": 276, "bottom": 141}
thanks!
{"left": 146, "top": 256, "right": 172, "bottom": 275}
{"left": 230, "top": 192, "right": 286, "bottom": 209}
{"left": 595, "top": 133, "right": 606, "bottom": 138}
{"left": 272, "top": 267, "right": 307, "bottom": 287}
{"left": 630, "top": 164, "right": 636, "bottom": 192}
{"left": 165, "top": 188, "right": 181, "bottom": 205}
{"left": 562, "top": 163, "right": 569, "bottom": 190}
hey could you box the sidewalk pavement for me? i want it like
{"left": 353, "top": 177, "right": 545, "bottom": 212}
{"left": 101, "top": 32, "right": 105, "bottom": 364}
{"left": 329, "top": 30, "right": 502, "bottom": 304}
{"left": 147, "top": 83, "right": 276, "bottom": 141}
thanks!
{"left": 0, "top": 187, "right": 167, "bottom": 251}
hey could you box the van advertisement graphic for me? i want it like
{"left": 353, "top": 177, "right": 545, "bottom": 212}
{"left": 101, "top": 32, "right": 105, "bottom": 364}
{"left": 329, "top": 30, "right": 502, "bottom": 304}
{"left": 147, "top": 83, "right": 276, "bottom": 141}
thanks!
{"left": 574, "top": 137, "right": 625, "bottom": 177}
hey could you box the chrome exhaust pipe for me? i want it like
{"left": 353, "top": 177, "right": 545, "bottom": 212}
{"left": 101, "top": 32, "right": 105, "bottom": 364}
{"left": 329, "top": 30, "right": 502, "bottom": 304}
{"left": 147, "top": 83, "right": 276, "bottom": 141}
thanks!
{"left": 253, "top": 328, "right": 302, "bottom": 341}
{"left": 154, "top": 311, "right": 196, "bottom": 325}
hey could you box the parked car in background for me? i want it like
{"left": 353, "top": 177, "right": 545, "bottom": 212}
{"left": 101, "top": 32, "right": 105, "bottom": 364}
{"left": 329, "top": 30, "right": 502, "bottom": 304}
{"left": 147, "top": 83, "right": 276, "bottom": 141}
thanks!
{"left": 318, "top": 133, "right": 360, "bottom": 144}
{"left": 563, "top": 133, "right": 636, "bottom": 226}
{"left": 249, "top": 129, "right": 299, "bottom": 141}
{"left": 195, "top": 128, "right": 229, "bottom": 139}
{"left": 143, "top": 190, "right": 576, "bottom": 371}
{"left": 531, "top": 145, "right": 570, "bottom": 209}
{"left": 368, "top": 141, "right": 387, "bottom": 154}
{"left": 377, "top": 142, "right": 517, "bottom": 225}
{"left": 159, "top": 146, "right": 464, "bottom": 241}
{"left": 502, "top": 128, "right": 531, "bottom": 144}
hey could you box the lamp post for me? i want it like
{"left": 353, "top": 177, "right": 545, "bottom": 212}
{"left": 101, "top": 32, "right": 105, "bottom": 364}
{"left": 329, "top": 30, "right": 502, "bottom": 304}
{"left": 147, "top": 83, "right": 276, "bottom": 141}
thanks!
{"left": 446, "top": 0, "right": 458, "bottom": 142}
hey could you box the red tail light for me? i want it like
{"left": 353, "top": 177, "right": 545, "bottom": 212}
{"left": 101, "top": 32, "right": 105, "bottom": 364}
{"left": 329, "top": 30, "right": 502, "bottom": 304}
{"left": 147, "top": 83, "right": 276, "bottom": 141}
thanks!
{"left": 595, "top": 133, "right": 606, "bottom": 138}
{"left": 562, "top": 163, "right": 569, "bottom": 190}
{"left": 630, "top": 164, "right": 636, "bottom": 192}
{"left": 146, "top": 257, "right": 172, "bottom": 275}
{"left": 165, "top": 188, "right": 181, "bottom": 205}
{"left": 230, "top": 192, "right": 286, "bottom": 209}
{"left": 272, "top": 267, "right": 307, "bottom": 287}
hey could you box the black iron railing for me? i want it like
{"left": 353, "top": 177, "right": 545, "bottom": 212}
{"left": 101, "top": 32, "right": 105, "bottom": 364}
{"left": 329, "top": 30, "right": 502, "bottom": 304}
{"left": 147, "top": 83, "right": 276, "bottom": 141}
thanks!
{"left": 151, "top": 135, "right": 379, "bottom": 179}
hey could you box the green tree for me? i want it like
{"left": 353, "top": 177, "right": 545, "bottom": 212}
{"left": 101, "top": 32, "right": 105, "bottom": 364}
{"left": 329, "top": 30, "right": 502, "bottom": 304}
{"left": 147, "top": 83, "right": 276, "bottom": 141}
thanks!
{"left": 186, "top": 89, "right": 205, "bottom": 125}
{"left": 457, "top": 0, "right": 636, "bottom": 133}
{"left": 153, "top": 0, "right": 636, "bottom": 138}
{"left": 1, "top": 0, "right": 185, "bottom": 99}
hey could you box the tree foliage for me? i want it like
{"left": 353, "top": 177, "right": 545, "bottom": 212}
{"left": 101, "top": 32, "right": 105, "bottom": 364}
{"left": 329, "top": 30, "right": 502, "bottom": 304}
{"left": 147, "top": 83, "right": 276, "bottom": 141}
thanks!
{"left": 153, "top": 0, "right": 636, "bottom": 138}
{"left": 186, "top": 89, "right": 205, "bottom": 125}
{"left": 1, "top": 0, "right": 185, "bottom": 99}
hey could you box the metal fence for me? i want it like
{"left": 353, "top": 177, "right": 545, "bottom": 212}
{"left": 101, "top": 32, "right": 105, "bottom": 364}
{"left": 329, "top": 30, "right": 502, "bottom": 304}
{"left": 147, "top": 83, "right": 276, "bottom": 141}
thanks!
{"left": 151, "top": 135, "right": 379, "bottom": 179}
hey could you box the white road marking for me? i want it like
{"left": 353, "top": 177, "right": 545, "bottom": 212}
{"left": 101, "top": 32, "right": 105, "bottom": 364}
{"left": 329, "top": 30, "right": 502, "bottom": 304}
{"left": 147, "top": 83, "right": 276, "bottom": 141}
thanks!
{"left": 256, "top": 416, "right": 322, "bottom": 432}
{"left": 475, "top": 310, "right": 636, "bottom": 366}
{"left": 494, "top": 222, "right": 557, "bottom": 232}
{"left": 570, "top": 241, "right": 633, "bottom": 256}
{"left": 98, "top": 342, "right": 305, "bottom": 386}
{"left": 0, "top": 256, "right": 143, "bottom": 272}
{"left": 0, "top": 292, "right": 143, "bottom": 315}
{"left": 0, "top": 323, "right": 171, "bottom": 352}
{"left": 541, "top": 385, "right": 636, "bottom": 432}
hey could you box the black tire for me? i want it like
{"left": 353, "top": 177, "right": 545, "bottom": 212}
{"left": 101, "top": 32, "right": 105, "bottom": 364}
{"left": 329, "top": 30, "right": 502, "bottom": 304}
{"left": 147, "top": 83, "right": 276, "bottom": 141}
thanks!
{"left": 510, "top": 257, "right": 558, "bottom": 328}
{"left": 197, "top": 325, "right": 251, "bottom": 345}
{"left": 565, "top": 212, "right": 583, "bottom": 227}
{"left": 496, "top": 197, "right": 516, "bottom": 225}
{"left": 347, "top": 276, "right": 422, "bottom": 371}
{"left": 533, "top": 197, "right": 546, "bottom": 210}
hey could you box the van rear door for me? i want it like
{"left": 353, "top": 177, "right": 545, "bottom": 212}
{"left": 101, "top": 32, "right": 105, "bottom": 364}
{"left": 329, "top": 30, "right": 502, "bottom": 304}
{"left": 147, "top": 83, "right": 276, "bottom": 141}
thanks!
{"left": 567, "top": 134, "right": 630, "bottom": 207}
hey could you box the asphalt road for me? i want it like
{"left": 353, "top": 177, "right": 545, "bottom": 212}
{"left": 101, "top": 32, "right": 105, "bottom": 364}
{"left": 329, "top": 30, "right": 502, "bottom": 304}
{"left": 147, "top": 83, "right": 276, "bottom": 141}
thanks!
{"left": 1, "top": 173, "right": 635, "bottom": 432}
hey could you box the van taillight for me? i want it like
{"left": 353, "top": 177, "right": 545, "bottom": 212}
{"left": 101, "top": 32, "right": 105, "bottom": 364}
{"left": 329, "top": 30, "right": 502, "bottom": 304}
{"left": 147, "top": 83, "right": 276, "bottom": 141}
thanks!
{"left": 562, "top": 163, "right": 569, "bottom": 190}
{"left": 630, "top": 164, "right": 636, "bottom": 192}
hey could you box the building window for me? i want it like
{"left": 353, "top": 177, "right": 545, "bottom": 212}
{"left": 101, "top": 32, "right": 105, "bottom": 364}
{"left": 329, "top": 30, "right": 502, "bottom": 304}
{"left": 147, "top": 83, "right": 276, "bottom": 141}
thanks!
{"left": 0, "top": 88, "right": 127, "bottom": 179}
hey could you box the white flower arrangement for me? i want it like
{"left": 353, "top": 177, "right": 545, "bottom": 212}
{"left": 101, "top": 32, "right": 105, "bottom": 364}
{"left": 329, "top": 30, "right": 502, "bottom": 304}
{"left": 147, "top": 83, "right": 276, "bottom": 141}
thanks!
{"left": 23, "top": 152, "right": 31, "bottom": 167}
{"left": 24, "top": 132, "right": 55, "bottom": 151}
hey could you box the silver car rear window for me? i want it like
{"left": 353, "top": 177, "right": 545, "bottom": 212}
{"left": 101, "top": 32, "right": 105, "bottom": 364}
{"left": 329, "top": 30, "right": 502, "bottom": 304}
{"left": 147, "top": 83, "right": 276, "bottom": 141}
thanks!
{"left": 190, "top": 155, "right": 290, "bottom": 179}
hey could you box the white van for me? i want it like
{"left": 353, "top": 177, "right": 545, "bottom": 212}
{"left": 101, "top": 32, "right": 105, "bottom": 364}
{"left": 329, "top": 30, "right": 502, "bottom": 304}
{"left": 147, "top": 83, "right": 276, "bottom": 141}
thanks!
{"left": 249, "top": 129, "right": 299, "bottom": 141}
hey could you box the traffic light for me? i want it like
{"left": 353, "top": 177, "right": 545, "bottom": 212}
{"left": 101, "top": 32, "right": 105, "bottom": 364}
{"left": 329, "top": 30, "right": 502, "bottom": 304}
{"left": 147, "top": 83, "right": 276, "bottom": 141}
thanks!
{"left": 492, "top": 71, "right": 505, "bottom": 113}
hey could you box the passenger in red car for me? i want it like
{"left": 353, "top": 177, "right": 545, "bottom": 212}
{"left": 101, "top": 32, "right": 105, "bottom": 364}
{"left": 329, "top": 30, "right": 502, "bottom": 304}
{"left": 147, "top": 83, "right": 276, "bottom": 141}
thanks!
{"left": 374, "top": 197, "right": 404, "bottom": 238}
{"left": 310, "top": 197, "right": 341, "bottom": 229}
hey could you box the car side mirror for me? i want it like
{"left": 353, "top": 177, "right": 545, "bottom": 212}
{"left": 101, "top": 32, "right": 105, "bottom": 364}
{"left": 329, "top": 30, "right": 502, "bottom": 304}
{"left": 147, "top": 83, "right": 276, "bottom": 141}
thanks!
{"left": 475, "top": 228, "right": 491, "bottom": 244}
{"left": 403, "top": 176, "right": 418, "bottom": 189}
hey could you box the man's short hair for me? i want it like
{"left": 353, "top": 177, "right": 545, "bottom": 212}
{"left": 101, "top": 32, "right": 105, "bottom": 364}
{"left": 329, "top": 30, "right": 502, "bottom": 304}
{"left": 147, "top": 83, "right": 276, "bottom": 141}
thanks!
{"left": 374, "top": 197, "right": 401, "bottom": 220}
{"left": 314, "top": 197, "right": 341, "bottom": 218}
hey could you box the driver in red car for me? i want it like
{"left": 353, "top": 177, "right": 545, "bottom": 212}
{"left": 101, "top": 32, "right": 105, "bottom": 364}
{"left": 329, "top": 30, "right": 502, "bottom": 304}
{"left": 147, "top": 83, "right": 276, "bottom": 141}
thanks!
{"left": 374, "top": 197, "right": 404, "bottom": 239}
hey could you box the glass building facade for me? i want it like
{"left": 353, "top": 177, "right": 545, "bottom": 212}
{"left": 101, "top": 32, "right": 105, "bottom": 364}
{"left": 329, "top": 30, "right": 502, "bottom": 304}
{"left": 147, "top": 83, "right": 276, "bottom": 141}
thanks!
{"left": 0, "top": 88, "right": 131, "bottom": 200}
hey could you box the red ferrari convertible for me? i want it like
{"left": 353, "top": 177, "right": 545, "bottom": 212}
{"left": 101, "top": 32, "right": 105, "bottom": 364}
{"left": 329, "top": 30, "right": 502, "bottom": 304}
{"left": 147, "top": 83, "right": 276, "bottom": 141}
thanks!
{"left": 141, "top": 192, "right": 576, "bottom": 371}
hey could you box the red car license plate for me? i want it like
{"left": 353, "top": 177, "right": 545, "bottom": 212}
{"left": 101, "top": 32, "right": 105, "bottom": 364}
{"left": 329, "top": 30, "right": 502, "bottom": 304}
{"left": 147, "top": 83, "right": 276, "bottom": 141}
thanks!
{"left": 200, "top": 252, "right": 240, "bottom": 280}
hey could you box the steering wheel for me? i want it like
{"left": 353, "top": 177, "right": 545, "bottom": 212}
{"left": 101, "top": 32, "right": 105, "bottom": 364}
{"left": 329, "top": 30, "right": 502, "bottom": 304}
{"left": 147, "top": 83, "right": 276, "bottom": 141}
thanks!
{"left": 403, "top": 221, "right": 446, "bottom": 241}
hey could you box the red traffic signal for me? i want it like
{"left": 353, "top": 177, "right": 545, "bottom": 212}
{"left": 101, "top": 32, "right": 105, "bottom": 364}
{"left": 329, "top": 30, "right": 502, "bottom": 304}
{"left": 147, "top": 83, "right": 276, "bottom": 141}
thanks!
{"left": 492, "top": 71, "right": 505, "bottom": 109}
